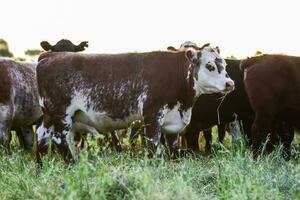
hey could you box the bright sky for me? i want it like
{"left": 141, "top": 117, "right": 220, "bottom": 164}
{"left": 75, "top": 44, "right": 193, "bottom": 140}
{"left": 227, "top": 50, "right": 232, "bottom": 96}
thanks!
{"left": 1, "top": 0, "right": 299, "bottom": 58}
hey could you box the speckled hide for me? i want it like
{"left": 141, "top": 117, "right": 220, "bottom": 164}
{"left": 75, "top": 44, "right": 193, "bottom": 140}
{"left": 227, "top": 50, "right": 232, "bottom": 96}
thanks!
{"left": 36, "top": 47, "right": 233, "bottom": 160}
{"left": 0, "top": 58, "right": 42, "bottom": 149}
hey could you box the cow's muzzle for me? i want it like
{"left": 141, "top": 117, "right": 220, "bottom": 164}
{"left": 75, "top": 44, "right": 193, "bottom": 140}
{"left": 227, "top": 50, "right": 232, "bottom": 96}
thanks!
{"left": 224, "top": 81, "right": 235, "bottom": 92}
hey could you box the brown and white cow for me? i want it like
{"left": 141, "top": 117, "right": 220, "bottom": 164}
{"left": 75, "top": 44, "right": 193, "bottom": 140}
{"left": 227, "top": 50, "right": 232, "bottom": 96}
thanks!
{"left": 0, "top": 59, "right": 41, "bottom": 150}
{"left": 165, "top": 42, "right": 251, "bottom": 154}
{"left": 0, "top": 39, "right": 89, "bottom": 151}
{"left": 36, "top": 45, "right": 234, "bottom": 160}
{"left": 240, "top": 54, "right": 300, "bottom": 157}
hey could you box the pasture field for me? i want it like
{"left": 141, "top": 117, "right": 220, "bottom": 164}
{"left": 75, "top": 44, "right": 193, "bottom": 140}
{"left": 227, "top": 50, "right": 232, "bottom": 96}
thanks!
{"left": 0, "top": 131, "right": 300, "bottom": 200}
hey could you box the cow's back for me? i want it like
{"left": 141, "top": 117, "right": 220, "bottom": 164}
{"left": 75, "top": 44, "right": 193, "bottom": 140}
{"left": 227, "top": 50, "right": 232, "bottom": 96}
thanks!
{"left": 0, "top": 60, "right": 13, "bottom": 103}
{"left": 37, "top": 51, "right": 187, "bottom": 130}
{"left": 0, "top": 59, "right": 41, "bottom": 126}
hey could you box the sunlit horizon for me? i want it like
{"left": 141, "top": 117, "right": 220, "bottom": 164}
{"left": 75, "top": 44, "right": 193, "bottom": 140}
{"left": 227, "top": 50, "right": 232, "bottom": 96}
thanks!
{"left": 1, "top": 0, "right": 300, "bottom": 59}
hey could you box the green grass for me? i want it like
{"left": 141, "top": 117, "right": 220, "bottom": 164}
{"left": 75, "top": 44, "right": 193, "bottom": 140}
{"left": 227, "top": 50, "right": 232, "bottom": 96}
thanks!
{"left": 0, "top": 132, "right": 300, "bottom": 200}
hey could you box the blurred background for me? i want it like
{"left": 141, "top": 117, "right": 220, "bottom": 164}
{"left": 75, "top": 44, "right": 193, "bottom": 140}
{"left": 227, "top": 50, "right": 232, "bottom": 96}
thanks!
{"left": 1, "top": 0, "right": 299, "bottom": 60}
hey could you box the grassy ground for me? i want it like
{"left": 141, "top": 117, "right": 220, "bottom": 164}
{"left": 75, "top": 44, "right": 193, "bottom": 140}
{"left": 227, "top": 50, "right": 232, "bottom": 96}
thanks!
{"left": 0, "top": 131, "right": 300, "bottom": 200}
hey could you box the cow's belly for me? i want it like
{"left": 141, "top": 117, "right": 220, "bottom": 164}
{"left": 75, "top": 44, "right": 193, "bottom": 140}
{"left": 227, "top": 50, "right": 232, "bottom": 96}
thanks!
{"left": 73, "top": 110, "right": 143, "bottom": 133}
{"left": 161, "top": 103, "right": 192, "bottom": 134}
{"left": 13, "top": 95, "right": 42, "bottom": 126}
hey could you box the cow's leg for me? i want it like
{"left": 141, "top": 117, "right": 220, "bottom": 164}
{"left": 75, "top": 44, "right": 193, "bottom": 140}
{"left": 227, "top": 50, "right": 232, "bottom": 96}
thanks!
{"left": 60, "top": 115, "right": 81, "bottom": 161}
{"left": 73, "top": 131, "right": 84, "bottom": 157}
{"left": 162, "top": 133, "right": 181, "bottom": 157}
{"left": 16, "top": 126, "right": 34, "bottom": 150}
{"left": 36, "top": 122, "right": 55, "bottom": 163}
{"left": 185, "top": 124, "right": 200, "bottom": 152}
{"left": 0, "top": 104, "right": 13, "bottom": 150}
{"left": 143, "top": 108, "right": 165, "bottom": 156}
{"left": 128, "top": 127, "right": 141, "bottom": 150}
{"left": 268, "top": 122, "right": 280, "bottom": 153}
{"left": 218, "top": 124, "right": 226, "bottom": 144}
{"left": 203, "top": 128, "right": 212, "bottom": 153}
{"left": 275, "top": 121, "right": 294, "bottom": 158}
{"left": 111, "top": 130, "right": 123, "bottom": 151}
{"left": 144, "top": 123, "right": 162, "bottom": 156}
{"left": 281, "top": 125, "right": 294, "bottom": 159}
{"left": 251, "top": 112, "right": 274, "bottom": 158}
{"left": 227, "top": 121, "right": 241, "bottom": 142}
{"left": 241, "top": 118, "right": 253, "bottom": 146}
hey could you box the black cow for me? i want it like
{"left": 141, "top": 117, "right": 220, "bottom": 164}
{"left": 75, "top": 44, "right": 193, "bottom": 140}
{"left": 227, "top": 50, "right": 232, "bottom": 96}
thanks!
{"left": 40, "top": 39, "right": 88, "bottom": 52}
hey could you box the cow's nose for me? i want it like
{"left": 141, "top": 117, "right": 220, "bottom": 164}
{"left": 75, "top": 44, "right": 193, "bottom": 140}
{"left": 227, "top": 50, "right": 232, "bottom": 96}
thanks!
{"left": 224, "top": 81, "right": 235, "bottom": 92}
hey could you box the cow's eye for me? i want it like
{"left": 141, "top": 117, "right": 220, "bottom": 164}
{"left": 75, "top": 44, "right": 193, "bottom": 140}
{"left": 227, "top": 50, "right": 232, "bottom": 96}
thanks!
{"left": 206, "top": 63, "right": 215, "bottom": 72}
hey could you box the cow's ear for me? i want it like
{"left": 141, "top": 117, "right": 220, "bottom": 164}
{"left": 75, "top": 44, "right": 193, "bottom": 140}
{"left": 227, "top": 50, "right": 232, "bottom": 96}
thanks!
{"left": 75, "top": 41, "right": 89, "bottom": 52}
{"left": 215, "top": 46, "right": 220, "bottom": 54}
{"left": 167, "top": 46, "right": 177, "bottom": 51}
{"left": 40, "top": 41, "right": 53, "bottom": 51}
{"left": 185, "top": 48, "right": 200, "bottom": 65}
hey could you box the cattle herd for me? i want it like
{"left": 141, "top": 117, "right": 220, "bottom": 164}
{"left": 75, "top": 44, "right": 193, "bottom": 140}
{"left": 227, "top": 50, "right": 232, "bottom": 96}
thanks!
{"left": 0, "top": 39, "right": 299, "bottom": 163}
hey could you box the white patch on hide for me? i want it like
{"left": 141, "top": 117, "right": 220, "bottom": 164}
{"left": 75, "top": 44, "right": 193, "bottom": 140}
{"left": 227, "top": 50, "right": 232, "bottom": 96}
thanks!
{"left": 37, "top": 123, "right": 54, "bottom": 144}
{"left": 137, "top": 91, "right": 147, "bottom": 116}
{"left": 65, "top": 90, "right": 91, "bottom": 120}
{"left": 52, "top": 135, "right": 62, "bottom": 145}
{"left": 38, "top": 97, "right": 45, "bottom": 108}
{"left": 161, "top": 102, "right": 192, "bottom": 134}
{"left": 66, "top": 89, "right": 144, "bottom": 133}
{"left": 186, "top": 64, "right": 192, "bottom": 80}
{"left": 0, "top": 104, "right": 11, "bottom": 122}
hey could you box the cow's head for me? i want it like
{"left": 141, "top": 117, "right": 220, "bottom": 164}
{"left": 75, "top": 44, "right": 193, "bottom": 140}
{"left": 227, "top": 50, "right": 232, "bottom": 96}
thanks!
{"left": 168, "top": 41, "right": 199, "bottom": 52}
{"left": 184, "top": 43, "right": 234, "bottom": 96}
{"left": 40, "top": 39, "right": 88, "bottom": 52}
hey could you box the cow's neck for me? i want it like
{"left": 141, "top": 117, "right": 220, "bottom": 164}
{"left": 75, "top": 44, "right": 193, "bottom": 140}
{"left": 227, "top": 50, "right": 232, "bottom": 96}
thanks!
{"left": 178, "top": 59, "right": 195, "bottom": 110}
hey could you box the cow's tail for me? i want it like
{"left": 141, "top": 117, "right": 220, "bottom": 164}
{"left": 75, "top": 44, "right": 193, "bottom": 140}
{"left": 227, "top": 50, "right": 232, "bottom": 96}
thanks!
{"left": 240, "top": 55, "right": 266, "bottom": 71}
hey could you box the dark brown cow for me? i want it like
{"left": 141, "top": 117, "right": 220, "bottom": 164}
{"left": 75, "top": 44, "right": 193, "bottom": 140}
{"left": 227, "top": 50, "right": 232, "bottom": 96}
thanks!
{"left": 40, "top": 39, "right": 88, "bottom": 52}
{"left": 0, "top": 59, "right": 41, "bottom": 149}
{"left": 240, "top": 54, "right": 300, "bottom": 157}
{"left": 36, "top": 45, "right": 234, "bottom": 160}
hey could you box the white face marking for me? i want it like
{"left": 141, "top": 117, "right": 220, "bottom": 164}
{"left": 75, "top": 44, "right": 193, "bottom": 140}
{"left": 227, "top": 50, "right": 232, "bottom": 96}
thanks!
{"left": 194, "top": 47, "right": 234, "bottom": 96}
{"left": 52, "top": 135, "right": 62, "bottom": 144}
{"left": 160, "top": 102, "right": 192, "bottom": 134}
{"left": 37, "top": 123, "right": 54, "bottom": 144}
